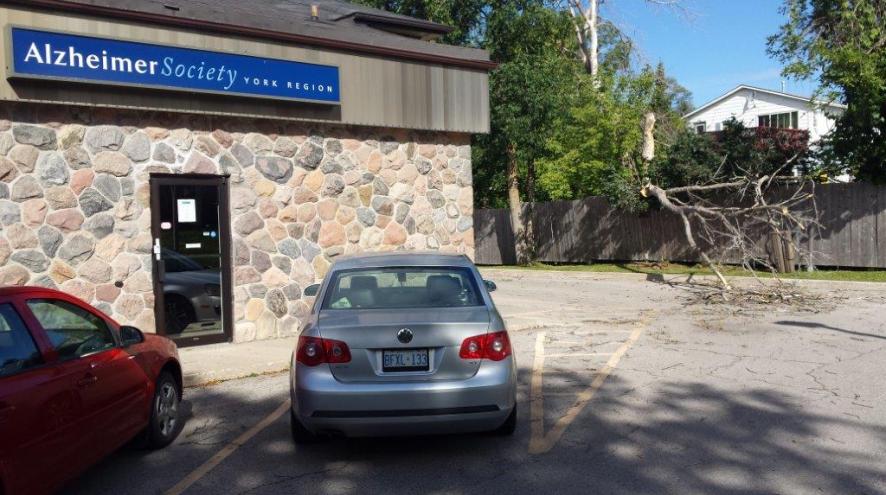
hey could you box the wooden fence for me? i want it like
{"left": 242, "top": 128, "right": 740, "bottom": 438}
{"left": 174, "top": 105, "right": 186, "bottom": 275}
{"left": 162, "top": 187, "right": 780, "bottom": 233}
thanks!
{"left": 474, "top": 183, "right": 886, "bottom": 268}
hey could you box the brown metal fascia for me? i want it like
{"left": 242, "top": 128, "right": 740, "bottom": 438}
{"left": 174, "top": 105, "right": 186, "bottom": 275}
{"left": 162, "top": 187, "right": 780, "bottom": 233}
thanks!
{"left": 2, "top": 0, "right": 497, "bottom": 70}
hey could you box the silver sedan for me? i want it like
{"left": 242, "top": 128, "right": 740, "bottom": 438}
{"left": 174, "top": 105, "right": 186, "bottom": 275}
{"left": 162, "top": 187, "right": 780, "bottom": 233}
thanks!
{"left": 289, "top": 252, "right": 517, "bottom": 441}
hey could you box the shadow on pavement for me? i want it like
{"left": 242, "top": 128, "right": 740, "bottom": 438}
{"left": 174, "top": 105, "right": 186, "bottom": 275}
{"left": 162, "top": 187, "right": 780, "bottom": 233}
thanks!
{"left": 66, "top": 364, "right": 886, "bottom": 495}
{"left": 775, "top": 319, "right": 886, "bottom": 341}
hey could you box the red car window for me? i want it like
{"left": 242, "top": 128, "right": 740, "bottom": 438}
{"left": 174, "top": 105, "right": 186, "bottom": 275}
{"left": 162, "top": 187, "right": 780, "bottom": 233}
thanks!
{"left": 25, "top": 299, "right": 116, "bottom": 361}
{"left": 0, "top": 303, "right": 42, "bottom": 377}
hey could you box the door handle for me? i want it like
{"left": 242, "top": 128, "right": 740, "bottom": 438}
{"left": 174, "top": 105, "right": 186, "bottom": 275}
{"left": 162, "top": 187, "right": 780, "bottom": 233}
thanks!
{"left": 77, "top": 374, "right": 98, "bottom": 387}
{"left": 154, "top": 237, "right": 162, "bottom": 261}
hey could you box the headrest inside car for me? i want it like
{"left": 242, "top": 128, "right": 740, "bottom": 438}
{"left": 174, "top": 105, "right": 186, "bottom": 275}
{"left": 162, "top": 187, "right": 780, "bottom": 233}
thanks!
{"left": 426, "top": 275, "right": 461, "bottom": 293}
{"left": 349, "top": 276, "right": 378, "bottom": 291}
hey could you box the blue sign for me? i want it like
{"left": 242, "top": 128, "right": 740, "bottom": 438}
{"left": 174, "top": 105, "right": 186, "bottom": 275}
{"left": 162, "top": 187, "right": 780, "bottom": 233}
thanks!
{"left": 8, "top": 27, "right": 340, "bottom": 104}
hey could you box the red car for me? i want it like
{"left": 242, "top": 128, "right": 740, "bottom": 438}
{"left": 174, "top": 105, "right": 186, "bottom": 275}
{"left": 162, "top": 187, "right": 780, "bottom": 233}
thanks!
{"left": 0, "top": 287, "right": 183, "bottom": 495}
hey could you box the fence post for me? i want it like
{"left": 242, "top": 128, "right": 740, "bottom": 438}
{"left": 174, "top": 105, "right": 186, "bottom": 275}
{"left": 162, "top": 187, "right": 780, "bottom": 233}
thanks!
{"left": 783, "top": 230, "right": 797, "bottom": 273}
{"left": 767, "top": 231, "right": 796, "bottom": 273}
{"left": 768, "top": 232, "right": 787, "bottom": 273}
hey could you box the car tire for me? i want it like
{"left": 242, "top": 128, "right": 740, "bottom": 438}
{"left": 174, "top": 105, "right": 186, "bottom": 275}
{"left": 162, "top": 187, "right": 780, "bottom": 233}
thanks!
{"left": 146, "top": 371, "right": 182, "bottom": 449}
{"left": 290, "top": 409, "right": 321, "bottom": 444}
{"left": 493, "top": 404, "right": 517, "bottom": 436}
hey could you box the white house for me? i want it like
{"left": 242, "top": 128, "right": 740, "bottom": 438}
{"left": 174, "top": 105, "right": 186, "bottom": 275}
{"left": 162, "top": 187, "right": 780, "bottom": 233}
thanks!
{"left": 683, "top": 84, "right": 846, "bottom": 143}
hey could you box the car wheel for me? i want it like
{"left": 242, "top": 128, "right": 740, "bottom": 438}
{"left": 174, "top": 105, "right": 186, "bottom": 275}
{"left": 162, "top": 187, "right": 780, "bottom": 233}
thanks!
{"left": 147, "top": 372, "right": 182, "bottom": 449}
{"left": 493, "top": 404, "right": 517, "bottom": 436}
{"left": 290, "top": 409, "right": 320, "bottom": 444}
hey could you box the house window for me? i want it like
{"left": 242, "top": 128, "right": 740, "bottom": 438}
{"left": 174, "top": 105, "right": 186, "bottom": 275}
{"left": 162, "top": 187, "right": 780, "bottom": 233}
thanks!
{"left": 758, "top": 111, "right": 799, "bottom": 129}
{"left": 694, "top": 121, "right": 706, "bottom": 134}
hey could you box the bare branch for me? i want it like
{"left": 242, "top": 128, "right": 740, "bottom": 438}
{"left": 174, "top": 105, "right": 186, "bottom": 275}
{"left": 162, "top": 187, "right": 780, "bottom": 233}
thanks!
{"left": 642, "top": 183, "right": 732, "bottom": 289}
{"left": 641, "top": 161, "right": 820, "bottom": 295}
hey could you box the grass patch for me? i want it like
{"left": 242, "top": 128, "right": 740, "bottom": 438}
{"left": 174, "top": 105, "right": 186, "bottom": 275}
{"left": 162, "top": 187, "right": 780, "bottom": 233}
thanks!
{"left": 486, "top": 262, "right": 886, "bottom": 283}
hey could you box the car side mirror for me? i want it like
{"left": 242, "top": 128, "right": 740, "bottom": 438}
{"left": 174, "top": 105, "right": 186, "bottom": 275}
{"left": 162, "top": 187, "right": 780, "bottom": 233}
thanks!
{"left": 484, "top": 280, "right": 497, "bottom": 292}
{"left": 304, "top": 283, "right": 320, "bottom": 297}
{"left": 120, "top": 325, "right": 144, "bottom": 346}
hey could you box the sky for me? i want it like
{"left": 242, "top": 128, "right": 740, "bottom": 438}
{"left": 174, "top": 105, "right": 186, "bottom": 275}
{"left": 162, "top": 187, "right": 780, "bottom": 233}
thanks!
{"left": 600, "top": 0, "right": 818, "bottom": 110}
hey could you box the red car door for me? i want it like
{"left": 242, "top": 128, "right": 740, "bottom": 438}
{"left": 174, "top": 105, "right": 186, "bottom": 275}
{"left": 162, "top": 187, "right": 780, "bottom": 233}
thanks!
{"left": 80, "top": 346, "right": 151, "bottom": 446}
{"left": 23, "top": 297, "right": 150, "bottom": 458}
{"left": 0, "top": 299, "right": 93, "bottom": 495}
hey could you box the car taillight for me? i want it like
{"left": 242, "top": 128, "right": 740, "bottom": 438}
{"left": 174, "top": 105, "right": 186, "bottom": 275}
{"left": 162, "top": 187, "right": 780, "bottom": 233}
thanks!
{"left": 296, "top": 336, "right": 351, "bottom": 366}
{"left": 459, "top": 331, "right": 512, "bottom": 361}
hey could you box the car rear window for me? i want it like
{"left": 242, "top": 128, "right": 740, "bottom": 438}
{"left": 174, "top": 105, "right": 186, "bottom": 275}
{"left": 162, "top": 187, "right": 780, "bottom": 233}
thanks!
{"left": 321, "top": 267, "right": 483, "bottom": 310}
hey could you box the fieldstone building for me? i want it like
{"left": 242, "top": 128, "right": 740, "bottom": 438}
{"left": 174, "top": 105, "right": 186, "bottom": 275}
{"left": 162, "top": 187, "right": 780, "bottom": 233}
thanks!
{"left": 0, "top": 0, "right": 491, "bottom": 346}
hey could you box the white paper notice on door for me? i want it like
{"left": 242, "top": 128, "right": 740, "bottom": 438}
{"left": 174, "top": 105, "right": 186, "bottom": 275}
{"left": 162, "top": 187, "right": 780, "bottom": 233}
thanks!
{"left": 176, "top": 199, "right": 197, "bottom": 223}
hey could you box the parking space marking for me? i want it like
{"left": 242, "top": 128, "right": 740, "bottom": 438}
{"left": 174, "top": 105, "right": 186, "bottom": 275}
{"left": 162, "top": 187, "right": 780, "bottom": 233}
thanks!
{"left": 529, "top": 331, "right": 547, "bottom": 453}
{"left": 528, "top": 320, "right": 646, "bottom": 455}
{"left": 164, "top": 399, "right": 291, "bottom": 495}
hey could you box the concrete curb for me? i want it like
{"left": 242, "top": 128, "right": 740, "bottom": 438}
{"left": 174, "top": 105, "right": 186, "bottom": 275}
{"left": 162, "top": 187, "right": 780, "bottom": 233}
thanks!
{"left": 183, "top": 366, "right": 290, "bottom": 388}
{"left": 179, "top": 336, "right": 296, "bottom": 388}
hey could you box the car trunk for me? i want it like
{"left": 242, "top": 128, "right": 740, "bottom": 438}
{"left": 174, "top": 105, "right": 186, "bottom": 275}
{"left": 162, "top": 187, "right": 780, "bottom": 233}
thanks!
{"left": 317, "top": 307, "right": 490, "bottom": 383}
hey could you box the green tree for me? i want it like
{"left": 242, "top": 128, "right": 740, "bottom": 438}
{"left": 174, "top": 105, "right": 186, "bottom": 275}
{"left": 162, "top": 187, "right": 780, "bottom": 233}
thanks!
{"left": 651, "top": 118, "right": 811, "bottom": 190}
{"left": 647, "top": 61, "right": 695, "bottom": 176}
{"left": 767, "top": 0, "right": 886, "bottom": 183}
{"left": 537, "top": 63, "right": 694, "bottom": 210}
{"left": 472, "top": 2, "right": 581, "bottom": 261}
{"left": 597, "top": 21, "right": 634, "bottom": 75}
{"left": 536, "top": 71, "right": 651, "bottom": 205}
{"left": 472, "top": 1, "right": 582, "bottom": 209}
{"left": 649, "top": 128, "right": 722, "bottom": 189}
{"left": 651, "top": 61, "right": 692, "bottom": 117}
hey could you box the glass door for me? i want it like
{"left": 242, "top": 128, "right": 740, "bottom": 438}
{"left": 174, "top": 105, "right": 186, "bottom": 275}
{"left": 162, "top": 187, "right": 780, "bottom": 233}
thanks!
{"left": 150, "top": 175, "right": 232, "bottom": 346}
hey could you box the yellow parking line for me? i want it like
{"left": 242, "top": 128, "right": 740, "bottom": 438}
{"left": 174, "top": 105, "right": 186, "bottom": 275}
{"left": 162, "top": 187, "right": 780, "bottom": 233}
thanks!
{"left": 529, "top": 331, "right": 547, "bottom": 449}
{"left": 165, "top": 399, "right": 291, "bottom": 495}
{"left": 528, "top": 320, "right": 646, "bottom": 455}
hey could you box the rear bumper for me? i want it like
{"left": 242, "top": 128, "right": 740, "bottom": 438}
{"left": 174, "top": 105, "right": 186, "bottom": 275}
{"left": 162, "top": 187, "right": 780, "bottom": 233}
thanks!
{"left": 290, "top": 355, "right": 517, "bottom": 437}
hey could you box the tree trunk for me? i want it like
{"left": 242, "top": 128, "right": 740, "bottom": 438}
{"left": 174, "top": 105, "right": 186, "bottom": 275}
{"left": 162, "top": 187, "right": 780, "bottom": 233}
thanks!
{"left": 641, "top": 111, "right": 656, "bottom": 179}
{"left": 506, "top": 144, "right": 530, "bottom": 264}
{"left": 768, "top": 232, "right": 787, "bottom": 273}
{"left": 569, "top": 0, "right": 599, "bottom": 78}
{"left": 525, "top": 160, "right": 537, "bottom": 262}
{"left": 588, "top": 0, "right": 598, "bottom": 80}
{"left": 768, "top": 230, "right": 797, "bottom": 274}
{"left": 641, "top": 112, "right": 656, "bottom": 163}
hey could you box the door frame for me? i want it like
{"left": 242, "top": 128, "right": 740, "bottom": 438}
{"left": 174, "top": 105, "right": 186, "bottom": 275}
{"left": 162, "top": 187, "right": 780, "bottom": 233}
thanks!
{"left": 149, "top": 174, "right": 234, "bottom": 347}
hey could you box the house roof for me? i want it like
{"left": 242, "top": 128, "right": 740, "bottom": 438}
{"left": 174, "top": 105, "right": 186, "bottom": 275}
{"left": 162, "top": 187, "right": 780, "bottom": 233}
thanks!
{"left": 2, "top": 0, "right": 493, "bottom": 70}
{"left": 683, "top": 84, "right": 847, "bottom": 120}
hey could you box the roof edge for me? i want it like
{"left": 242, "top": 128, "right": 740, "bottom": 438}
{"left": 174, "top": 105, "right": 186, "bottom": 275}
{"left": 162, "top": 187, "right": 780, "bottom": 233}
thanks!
{"left": 344, "top": 12, "right": 454, "bottom": 35}
{"left": 684, "top": 84, "right": 847, "bottom": 120}
{"left": 1, "top": 0, "right": 495, "bottom": 70}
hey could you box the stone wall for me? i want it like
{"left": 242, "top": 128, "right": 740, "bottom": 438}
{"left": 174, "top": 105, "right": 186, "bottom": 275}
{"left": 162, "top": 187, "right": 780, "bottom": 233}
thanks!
{"left": 0, "top": 104, "right": 474, "bottom": 342}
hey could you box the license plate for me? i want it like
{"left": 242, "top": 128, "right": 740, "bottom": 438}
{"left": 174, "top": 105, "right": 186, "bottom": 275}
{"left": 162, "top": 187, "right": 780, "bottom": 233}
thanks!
{"left": 382, "top": 349, "right": 429, "bottom": 372}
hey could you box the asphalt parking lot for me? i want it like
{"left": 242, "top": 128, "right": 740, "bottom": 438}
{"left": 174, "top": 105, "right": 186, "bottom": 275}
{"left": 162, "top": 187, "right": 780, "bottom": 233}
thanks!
{"left": 68, "top": 269, "right": 886, "bottom": 495}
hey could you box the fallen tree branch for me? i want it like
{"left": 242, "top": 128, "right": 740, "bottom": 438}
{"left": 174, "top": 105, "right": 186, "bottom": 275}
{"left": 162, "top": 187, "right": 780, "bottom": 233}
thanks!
{"left": 641, "top": 168, "right": 820, "bottom": 294}
{"left": 643, "top": 183, "right": 732, "bottom": 289}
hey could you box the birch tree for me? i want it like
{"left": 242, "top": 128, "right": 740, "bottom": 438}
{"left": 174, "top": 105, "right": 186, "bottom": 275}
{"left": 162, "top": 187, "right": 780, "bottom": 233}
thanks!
{"left": 564, "top": 0, "right": 688, "bottom": 80}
